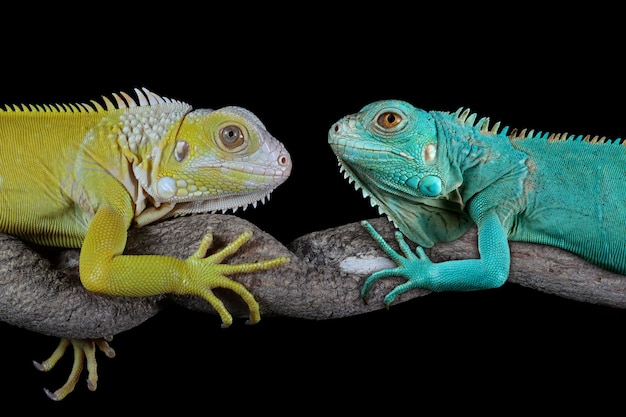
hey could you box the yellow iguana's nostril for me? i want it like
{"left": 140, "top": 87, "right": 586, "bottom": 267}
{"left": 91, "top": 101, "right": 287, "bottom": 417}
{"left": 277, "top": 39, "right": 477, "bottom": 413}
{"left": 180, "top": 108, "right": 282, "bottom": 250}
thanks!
{"left": 279, "top": 154, "right": 289, "bottom": 166}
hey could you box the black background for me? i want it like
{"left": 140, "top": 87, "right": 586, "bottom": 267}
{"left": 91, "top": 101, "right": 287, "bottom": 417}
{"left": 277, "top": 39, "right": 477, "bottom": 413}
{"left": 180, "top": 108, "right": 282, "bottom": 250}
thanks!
{"left": 1, "top": 6, "right": 625, "bottom": 412}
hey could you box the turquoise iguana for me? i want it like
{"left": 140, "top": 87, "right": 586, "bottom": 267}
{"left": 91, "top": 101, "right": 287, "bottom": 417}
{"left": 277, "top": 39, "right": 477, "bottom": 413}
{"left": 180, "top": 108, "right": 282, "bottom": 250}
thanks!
{"left": 328, "top": 99, "right": 626, "bottom": 305}
{"left": 0, "top": 88, "right": 292, "bottom": 400}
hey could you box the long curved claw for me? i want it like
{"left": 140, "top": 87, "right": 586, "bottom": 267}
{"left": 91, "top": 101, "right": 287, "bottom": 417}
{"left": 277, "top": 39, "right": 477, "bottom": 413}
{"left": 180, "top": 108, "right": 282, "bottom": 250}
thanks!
{"left": 33, "top": 337, "right": 115, "bottom": 401}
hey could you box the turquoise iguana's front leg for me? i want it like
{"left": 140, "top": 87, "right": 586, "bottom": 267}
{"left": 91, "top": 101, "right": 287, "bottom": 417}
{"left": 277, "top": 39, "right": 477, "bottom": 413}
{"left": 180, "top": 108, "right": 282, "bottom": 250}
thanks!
{"left": 361, "top": 211, "right": 510, "bottom": 305}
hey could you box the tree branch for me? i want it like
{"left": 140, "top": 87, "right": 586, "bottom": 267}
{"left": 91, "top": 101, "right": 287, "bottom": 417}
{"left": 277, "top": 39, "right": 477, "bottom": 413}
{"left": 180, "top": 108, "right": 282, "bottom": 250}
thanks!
{"left": 1, "top": 214, "right": 624, "bottom": 340}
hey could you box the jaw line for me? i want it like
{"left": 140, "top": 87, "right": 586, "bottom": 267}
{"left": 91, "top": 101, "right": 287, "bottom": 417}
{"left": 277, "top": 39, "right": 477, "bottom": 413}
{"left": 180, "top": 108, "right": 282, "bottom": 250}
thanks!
{"left": 172, "top": 188, "right": 277, "bottom": 215}
{"left": 336, "top": 158, "right": 465, "bottom": 224}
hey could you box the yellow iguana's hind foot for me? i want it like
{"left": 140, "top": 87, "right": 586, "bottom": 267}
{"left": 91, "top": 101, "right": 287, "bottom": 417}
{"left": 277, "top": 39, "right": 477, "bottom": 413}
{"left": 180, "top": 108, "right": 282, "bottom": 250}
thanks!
{"left": 184, "top": 230, "right": 290, "bottom": 328}
{"left": 33, "top": 337, "right": 115, "bottom": 401}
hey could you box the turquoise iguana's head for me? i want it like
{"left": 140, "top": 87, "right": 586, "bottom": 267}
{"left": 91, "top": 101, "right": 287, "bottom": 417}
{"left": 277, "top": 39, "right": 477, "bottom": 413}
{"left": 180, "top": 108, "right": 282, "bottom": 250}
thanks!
{"left": 328, "top": 99, "right": 471, "bottom": 247}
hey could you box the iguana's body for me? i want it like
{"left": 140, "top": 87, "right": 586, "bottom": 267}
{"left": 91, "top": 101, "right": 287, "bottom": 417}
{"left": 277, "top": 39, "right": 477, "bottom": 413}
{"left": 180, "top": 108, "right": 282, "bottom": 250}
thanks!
{"left": 0, "top": 88, "right": 292, "bottom": 399}
{"left": 328, "top": 99, "right": 626, "bottom": 304}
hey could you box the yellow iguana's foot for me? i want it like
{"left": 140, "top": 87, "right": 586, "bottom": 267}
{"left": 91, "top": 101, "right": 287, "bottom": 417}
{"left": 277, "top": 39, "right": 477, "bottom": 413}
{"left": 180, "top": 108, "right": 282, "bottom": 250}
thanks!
{"left": 184, "top": 230, "right": 289, "bottom": 328}
{"left": 33, "top": 337, "right": 116, "bottom": 401}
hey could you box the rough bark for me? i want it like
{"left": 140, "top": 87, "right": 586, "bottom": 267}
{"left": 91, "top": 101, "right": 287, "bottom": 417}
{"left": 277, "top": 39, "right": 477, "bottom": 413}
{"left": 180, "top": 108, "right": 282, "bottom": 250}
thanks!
{"left": 1, "top": 214, "right": 625, "bottom": 339}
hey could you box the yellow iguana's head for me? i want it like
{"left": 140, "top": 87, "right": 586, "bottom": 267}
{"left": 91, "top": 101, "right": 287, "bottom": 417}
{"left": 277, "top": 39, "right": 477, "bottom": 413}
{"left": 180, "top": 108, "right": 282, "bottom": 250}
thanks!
{"left": 150, "top": 105, "right": 292, "bottom": 215}
{"left": 104, "top": 89, "right": 292, "bottom": 219}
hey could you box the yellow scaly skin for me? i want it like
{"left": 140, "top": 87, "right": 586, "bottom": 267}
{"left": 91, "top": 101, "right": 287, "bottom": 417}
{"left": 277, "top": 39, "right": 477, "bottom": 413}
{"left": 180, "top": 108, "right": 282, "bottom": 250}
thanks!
{"left": 0, "top": 88, "right": 292, "bottom": 400}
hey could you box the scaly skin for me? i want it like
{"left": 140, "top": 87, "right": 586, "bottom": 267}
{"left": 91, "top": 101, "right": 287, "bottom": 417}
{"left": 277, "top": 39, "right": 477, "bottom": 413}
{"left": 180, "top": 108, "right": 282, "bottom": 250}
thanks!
{"left": 0, "top": 88, "right": 292, "bottom": 399}
{"left": 328, "top": 99, "right": 626, "bottom": 305}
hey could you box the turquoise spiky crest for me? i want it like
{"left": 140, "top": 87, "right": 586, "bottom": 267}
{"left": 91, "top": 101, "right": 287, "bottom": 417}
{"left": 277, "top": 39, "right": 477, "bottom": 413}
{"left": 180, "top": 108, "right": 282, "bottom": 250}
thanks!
{"left": 453, "top": 107, "right": 623, "bottom": 145}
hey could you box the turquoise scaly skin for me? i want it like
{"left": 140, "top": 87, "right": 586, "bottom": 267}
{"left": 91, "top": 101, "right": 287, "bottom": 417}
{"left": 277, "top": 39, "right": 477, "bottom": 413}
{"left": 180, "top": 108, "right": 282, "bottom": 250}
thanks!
{"left": 328, "top": 100, "right": 626, "bottom": 305}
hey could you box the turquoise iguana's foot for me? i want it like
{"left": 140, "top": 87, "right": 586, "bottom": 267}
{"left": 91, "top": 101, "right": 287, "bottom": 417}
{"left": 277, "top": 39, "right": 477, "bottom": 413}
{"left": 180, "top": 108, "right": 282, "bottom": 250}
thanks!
{"left": 360, "top": 220, "right": 433, "bottom": 306}
{"left": 183, "top": 230, "right": 290, "bottom": 328}
{"left": 33, "top": 337, "right": 116, "bottom": 401}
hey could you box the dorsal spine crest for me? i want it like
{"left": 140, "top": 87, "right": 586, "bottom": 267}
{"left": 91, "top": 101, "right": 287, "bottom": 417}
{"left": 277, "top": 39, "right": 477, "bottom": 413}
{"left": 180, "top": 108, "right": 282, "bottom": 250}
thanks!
{"left": 0, "top": 87, "right": 181, "bottom": 115}
{"left": 453, "top": 107, "right": 623, "bottom": 146}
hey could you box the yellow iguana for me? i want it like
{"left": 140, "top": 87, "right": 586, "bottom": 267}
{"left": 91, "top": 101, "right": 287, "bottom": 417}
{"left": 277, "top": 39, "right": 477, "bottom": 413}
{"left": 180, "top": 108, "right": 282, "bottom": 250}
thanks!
{"left": 0, "top": 88, "right": 292, "bottom": 400}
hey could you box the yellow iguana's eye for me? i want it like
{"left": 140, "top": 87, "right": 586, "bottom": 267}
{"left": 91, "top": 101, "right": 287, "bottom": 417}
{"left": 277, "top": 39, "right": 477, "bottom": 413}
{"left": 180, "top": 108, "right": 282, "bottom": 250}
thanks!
{"left": 219, "top": 125, "right": 245, "bottom": 149}
{"left": 377, "top": 111, "right": 402, "bottom": 129}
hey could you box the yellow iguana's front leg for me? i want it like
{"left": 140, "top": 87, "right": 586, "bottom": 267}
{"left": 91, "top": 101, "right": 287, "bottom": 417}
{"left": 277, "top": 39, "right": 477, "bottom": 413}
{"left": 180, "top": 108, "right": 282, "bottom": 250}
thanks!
{"left": 36, "top": 189, "right": 288, "bottom": 400}
{"left": 79, "top": 204, "right": 289, "bottom": 327}
{"left": 33, "top": 337, "right": 115, "bottom": 401}
{"left": 35, "top": 226, "right": 286, "bottom": 400}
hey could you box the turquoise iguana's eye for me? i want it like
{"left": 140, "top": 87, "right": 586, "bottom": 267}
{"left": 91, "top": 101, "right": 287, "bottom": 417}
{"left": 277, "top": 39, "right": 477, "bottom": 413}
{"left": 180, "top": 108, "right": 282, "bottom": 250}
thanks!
{"left": 419, "top": 175, "right": 442, "bottom": 197}
{"left": 219, "top": 125, "right": 245, "bottom": 149}
{"left": 376, "top": 111, "right": 402, "bottom": 129}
